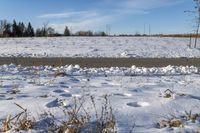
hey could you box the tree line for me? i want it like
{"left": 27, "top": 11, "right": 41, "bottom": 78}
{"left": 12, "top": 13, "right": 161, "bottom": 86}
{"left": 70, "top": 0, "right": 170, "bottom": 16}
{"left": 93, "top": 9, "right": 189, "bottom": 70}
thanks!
{"left": 0, "top": 20, "right": 34, "bottom": 37}
{"left": 0, "top": 20, "right": 107, "bottom": 37}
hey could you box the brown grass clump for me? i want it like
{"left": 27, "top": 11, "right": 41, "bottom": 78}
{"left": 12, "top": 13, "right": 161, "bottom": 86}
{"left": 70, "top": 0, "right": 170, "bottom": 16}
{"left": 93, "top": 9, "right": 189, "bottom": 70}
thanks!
{"left": 1, "top": 115, "right": 11, "bottom": 132}
{"left": 157, "top": 108, "right": 200, "bottom": 131}
{"left": 184, "top": 110, "right": 200, "bottom": 123}
{"left": 196, "top": 128, "right": 200, "bottom": 133}
{"left": 54, "top": 71, "right": 68, "bottom": 77}
{"left": 157, "top": 118, "right": 183, "bottom": 128}
{"left": 162, "top": 89, "right": 174, "bottom": 98}
{"left": 0, "top": 103, "right": 35, "bottom": 132}
{"left": 168, "top": 119, "right": 183, "bottom": 128}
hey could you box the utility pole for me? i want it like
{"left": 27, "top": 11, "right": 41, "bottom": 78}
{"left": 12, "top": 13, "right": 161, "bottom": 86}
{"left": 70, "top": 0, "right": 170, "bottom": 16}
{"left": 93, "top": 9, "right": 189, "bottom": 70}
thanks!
{"left": 106, "top": 24, "right": 111, "bottom": 36}
{"left": 70, "top": 27, "right": 73, "bottom": 35}
{"left": 149, "top": 24, "right": 151, "bottom": 36}
{"left": 143, "top": 23, "right": 146, "bottom": 35}
{"left": 194, "top": 0, "right": 200, "bottom": 48}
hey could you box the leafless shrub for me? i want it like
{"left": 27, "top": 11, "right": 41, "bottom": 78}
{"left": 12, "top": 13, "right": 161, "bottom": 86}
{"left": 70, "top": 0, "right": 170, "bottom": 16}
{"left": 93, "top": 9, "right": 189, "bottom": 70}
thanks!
{"left": 183, "top": 110, "right": 200, "bottom": 123}
{"left": 38, "top": 96, "right": 116, "bottom": 133}
{"left": 37, "top": 111, "right": 59, "bottom": 132}
{"left": 91, "top": 95, "right": 116, "bottom": 133}
{"left": 58, "top": 98, "right": 91, "bottom": 133}
{"left": 37, "top": 97, "right": 91, "bottom": 133}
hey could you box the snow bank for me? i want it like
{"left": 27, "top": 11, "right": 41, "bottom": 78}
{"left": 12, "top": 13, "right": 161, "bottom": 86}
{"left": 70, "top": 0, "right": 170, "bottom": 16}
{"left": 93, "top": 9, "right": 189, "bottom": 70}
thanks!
{"left": 1, "top": 64, "right": 198, "bottom": 76}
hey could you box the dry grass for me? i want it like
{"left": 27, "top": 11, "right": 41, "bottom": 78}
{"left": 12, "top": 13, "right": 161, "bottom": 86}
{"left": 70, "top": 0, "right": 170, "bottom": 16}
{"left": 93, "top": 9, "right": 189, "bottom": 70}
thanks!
{"left": 163, "top": 89, "right": 174, "bottom": 98}
{"left": 196, "top": 128, "right": 200, "bottom": 133}
{"left": 58, "top": 98, "right": 91, "bottom": 133}
{"left": 157, "top": 108, "right": 200, "bottom": 129}
{"left": 0, "top": 103, "right": 35, "bottom": 132}
{"left": 158, "top": 118, "right": 183, "bottom": 128}
{"left": 184, "top": 110, "right": 200, "bottom": 123}
{"left": 38, "top": 96, "right": 116, "bottom": 133}
{"left": 54, "top": 71, "right": 68, "bottom": 77}
{"left": 0, "top": 95, "right": 116, "bottom": 132}
{"left": 91, "top": 95, "right": 116, "bottom": 133}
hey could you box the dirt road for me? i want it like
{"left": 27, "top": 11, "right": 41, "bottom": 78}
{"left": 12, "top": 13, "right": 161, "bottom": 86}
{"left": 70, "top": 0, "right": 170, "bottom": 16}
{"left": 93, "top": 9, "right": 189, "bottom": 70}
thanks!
{"left": 0, "top": 57, "right": 199, "bottom": 67}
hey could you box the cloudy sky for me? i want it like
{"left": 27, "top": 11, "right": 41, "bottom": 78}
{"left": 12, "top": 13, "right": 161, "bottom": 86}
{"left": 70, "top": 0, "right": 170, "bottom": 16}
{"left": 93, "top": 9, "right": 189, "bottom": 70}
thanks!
{"left": 0, "top": 0, "right": 195, "bottom": 34}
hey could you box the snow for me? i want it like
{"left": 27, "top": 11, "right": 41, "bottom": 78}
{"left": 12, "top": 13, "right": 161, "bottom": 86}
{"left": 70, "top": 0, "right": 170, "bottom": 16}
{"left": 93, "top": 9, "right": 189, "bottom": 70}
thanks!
{"left": 0, "top": 37, "right": 200, "bottom": 58}
{"left": 1, "top": 64, "right": 200, "bottom": 132}
{"left": 1, "top": 35, "right": 200, "bottom": 132}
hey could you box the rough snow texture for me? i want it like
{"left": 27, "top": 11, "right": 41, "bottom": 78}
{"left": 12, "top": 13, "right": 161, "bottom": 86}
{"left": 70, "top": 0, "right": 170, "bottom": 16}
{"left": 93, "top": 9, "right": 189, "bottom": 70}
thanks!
{"left": 0, "top": 37, "right": 200, "bottom": 58}
{"left": 1, "top": 64, "right": 200, "bottom": 132}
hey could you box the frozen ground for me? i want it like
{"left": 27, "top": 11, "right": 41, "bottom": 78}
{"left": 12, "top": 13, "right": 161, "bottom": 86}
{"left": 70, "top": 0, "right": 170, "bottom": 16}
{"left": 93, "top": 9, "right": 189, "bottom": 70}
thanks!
{"left": 1, "top": 64, "right": 200, "bottom": 132}
{"left": 0, "top": 37, "right": 200, "bottom": 58}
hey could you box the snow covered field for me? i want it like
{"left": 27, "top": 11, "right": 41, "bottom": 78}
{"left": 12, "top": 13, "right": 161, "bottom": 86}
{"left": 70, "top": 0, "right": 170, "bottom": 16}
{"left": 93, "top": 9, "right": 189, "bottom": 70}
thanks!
{"left": 1, "top": 64, "right": 200, "bottom": 132}
{"left": 0, "top": 37, "right": 200, "bottom": 58}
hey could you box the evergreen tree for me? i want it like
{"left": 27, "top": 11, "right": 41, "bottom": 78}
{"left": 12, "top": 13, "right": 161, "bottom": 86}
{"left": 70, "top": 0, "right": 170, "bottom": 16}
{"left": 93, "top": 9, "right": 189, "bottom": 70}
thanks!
{"left": 18, "top": 22, "right": 25, "bottom": 37}
{"left": 12, "top": 20, "right": 18, "bottom": 37}
{"left": 101, "top": 31, "right": 106, "bottom": 36}
{"left": 64, "top": 26, "right": 70, "bottom": 36}
{"left": 25, "top": 22, "right": 34, "bottom": 37}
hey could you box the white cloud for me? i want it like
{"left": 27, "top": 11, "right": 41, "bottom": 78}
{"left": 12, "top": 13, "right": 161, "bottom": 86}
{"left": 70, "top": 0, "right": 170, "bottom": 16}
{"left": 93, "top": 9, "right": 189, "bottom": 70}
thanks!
{"left": 105, "top": 0, "right": 185, "bottom": 14}
{"left": 123, "top": 0, "right": 181, "bottom": 9}
{"left": 37, "top": 10, "right": 98, "bottom": 19}
{"left": 37, "top": 0, "right": 185, "bottom": 33}
{"left": 49, "top": 13, "right": 112, "bottom": 33}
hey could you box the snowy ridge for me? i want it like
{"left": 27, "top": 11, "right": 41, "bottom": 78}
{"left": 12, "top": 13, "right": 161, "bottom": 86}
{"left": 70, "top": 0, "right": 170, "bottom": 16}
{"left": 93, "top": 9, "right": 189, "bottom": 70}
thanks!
{"left": 1, "top": 64, "right": 199, "bottom": 76}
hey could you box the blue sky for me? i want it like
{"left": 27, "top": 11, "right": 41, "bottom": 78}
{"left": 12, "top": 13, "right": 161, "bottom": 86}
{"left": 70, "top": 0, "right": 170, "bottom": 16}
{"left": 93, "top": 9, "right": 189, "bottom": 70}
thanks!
{"left": 0, "top": 0, "right": 195, "bottom": 34}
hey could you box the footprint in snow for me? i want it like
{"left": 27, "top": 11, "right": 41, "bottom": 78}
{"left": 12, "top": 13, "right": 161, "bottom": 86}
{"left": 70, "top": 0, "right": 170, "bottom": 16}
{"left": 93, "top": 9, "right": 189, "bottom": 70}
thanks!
{"left": 53, "top": 89, "right": 65, "bottom": 93}
{"left": 60, "top": 93, "right": 72, "bottom": 97}
{"left": 113, "top": 93, "right": 132, "bottom": 97}
{"left": 72, "top": 94, "right": 81, "bottom": 97}
{"left": 53, "top": 89, "right": 72, "bottom": 97}
{"left": 0, "top": 94, "right": 5, "bottom": 100}
{"left": 131, "top": 88, "right": 143, "bottom": 93}
{"left": 69, "top": 78, "right": 80, "bottom": 83}
{"left": 60, "top": 84, "right": 69, "bottom": 88}
{"left": 17, "top": 94, "right": 30, "bottom": 98}
{"left": 102, "top": 82, "right": 120, "bottom": 86}
{"left": 46, "top": 99, "right": 68, "bottom": 108}
{"left": 59, "top": 82, "right": 66, "bottom": 85}
{"left": 127, "top": 102, "right": 150, "bottom": 107}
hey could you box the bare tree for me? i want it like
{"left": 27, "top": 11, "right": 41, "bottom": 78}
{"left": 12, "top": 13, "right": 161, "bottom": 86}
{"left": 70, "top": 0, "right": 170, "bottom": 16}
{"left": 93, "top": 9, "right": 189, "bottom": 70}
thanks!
{"left": 185, "top": 0, "right": 200, "bottom": 48}
{"left": 194, "top": 0, "right": 200, "bottom": 48}
{"left": 41, "top": 22, "right": 49, "bottom": 37}
{"left": 47, "top": 27, "right": 55, "bottom": 36}
{"left": 0, "top": 20, "right": 7, "bottom": 37}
